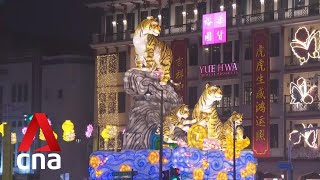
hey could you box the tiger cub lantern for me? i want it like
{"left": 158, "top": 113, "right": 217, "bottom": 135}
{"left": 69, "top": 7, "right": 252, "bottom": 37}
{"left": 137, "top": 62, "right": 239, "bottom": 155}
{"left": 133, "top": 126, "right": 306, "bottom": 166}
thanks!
{"left": 162, "top": 104, "right": 196, "bottom": 143}
{"left": 133, "top": 16, "right": 172, "bottom": 85}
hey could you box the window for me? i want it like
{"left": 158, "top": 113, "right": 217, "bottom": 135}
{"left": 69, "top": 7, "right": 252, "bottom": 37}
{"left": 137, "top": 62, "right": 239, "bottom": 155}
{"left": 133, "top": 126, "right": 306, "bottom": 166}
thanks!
{"left": 151, "top": 9, "right": 159, "bottom": 19}
{"left": 116, "top": 14, "right": 124, "bottom": 39}
{"left": 244, "top": 81, "right": 252, "bottom": 104}
{"left": 189, "top": 44, "right": 198, "bottom": 66}
{"left": 127, "top": 13, "right": 135, "bottom": 31}
{"left": 118, "top": 92, "right": 126, "bottom": 113}
{"left": 279, "top": 0, "right": 288, "bottom": 9}
{"left": 118, "top": 52, "right": 127, "bottom": 72}
{"left": 161, "top": 8, "right": 169, "bottom": 27}
{"left": 175, "top": 6, "right": 183, "bottom": 26}
{"left": 222, "top": 85, "right": 232, "bottom": 108}
{"left": 234, "top": 40, "right": 240, "bottom": 62}
{"left": 211, "top": 45, "right": 221, "bottom": 64}
{"left": 11, "top": 84, "right": 16, "bottom": 102}
{"left": 270, "top": 124, "right": 279, "bottom": 148}
{"left": 243, "top": 126, "right": 252, "bottom": 149}
{"left": 58, "top": 89, "right": 63, "bottom": 99}
{"left": 141, "top": 11, "right": 148, "bottom": 21}
{"left": 245, "top": 42, "right": 252, "bottom": 60}
{"left": 106, "top": 16, "right": 113, "bottom": 34}
{"left": 238, "top": 0, "right": 247, "bottom": 15}
{"left": 234, "top": 84, "right": 239, "bottom": 106}
{"left": 212, "top": 0, "right": 221, "bottom": 13}
{"left": 270, "top": 33, "right": 280, "bottom": 57}
{"left": 197, "top": 2, "right": 206, "bottom": 20}
{"left": 18, "top": 84, "right": 22, "bottom": 102}
{"left": 223, "top": 41, "right": 232, "bottom": 63}
{"left": 189, "top": 87, "right": 198, "bottom": 108}
{"left": 252, "top": 0, "right": 261, "bottom": 14}
{"left": 12, "top": 121, "right": 16, "bottom": 127}
{"left": 295, "top": 0, "right": 305, "bottom": 9}
{"left": 270, "top": 79, "right": 279, "bottom": 103}
{"left": 23, "top": 83, "right": 28, "bottom": 102}
{"left": 186, "top": 4, "right": 194, "bottom": 23}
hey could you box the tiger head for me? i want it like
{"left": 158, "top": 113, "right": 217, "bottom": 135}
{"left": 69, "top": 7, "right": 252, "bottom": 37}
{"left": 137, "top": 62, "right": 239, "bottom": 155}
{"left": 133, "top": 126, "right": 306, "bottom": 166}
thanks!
{"left": 138, "top": 16, "right": 161, "bottom": 36}
{"left": 176, "top": 104, "right": 190, "bottom": 121}
{"left": 205, "top": 83, "right": 223, "bottom": 102}
{"left": 229, "top": 111, "right": 243, "bottom": 127}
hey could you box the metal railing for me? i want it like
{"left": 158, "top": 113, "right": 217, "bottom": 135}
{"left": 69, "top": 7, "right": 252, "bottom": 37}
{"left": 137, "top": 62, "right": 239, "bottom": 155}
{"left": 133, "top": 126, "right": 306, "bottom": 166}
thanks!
{"left": 285, "top": 55, "right": 320, "bottom": 67}
{"left": 93, "top": 4, "right": 320, "bottom": 44}
{"left": 285, "top": 101, "right": 320, "bottom": 113}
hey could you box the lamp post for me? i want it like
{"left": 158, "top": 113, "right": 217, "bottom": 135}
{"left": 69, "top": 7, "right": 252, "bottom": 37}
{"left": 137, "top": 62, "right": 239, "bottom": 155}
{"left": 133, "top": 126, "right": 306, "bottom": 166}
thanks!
{"left": 233, "top": 123, "right": 243, "bottom": 180}
{"left": 144, "top": 84, "right": 164, "bottom": 180}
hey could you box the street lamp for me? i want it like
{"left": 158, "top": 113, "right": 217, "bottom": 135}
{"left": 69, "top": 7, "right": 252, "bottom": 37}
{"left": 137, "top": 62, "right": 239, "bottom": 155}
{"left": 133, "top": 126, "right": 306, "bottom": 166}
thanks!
{"left": 144, "top": 84, "right": 164, "bottom": 180}
{"left": 233, "top": 123, "right": 244, "bottom": 180}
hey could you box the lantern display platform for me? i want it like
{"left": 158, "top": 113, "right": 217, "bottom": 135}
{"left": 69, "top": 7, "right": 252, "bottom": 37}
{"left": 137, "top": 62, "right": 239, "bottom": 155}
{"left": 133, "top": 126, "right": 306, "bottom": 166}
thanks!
{"left": 89, "top": 147, "right": 256, "bottom": 180}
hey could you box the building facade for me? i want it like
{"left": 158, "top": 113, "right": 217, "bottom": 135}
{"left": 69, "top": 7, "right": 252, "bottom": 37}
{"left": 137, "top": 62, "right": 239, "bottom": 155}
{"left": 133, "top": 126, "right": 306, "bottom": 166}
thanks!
{"left": 0, "top": 51, "right": 94, "bottom": 180}
{"left": 88, "top": 0, "right": 320, "bottom": 179}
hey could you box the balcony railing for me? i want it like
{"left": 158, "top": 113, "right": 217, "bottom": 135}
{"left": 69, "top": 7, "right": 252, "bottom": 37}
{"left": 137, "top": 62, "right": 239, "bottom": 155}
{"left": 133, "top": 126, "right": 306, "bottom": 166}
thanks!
{"left": 285, "top": 55, "right": 320, "bottom": 67}
{"left": 93, "top": 4, "right": 320, "bottom": 44}
{"left": 286, "top": 101, "right": 320, "bottom": 113}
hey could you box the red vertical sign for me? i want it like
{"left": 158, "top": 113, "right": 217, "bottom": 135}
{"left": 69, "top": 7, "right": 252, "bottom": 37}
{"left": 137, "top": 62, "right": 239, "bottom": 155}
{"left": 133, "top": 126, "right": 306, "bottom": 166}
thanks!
{"left": 171, "top": 40, "right": 188, "bottom": 103}
{"left": 252, "top": 29, "right": 270, "bottom": 157}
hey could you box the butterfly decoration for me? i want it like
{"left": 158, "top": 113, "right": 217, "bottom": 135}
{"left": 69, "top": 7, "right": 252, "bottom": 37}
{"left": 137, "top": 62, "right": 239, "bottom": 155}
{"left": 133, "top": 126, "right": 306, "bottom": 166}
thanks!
{"left": 290, "top": 77, "right": 317, "bottom": 104}
{"left": 289, "top": 123, "right": 318, "bottom": 149}
{"left": 290, "top": 27, "right": 320, "bottom": 65}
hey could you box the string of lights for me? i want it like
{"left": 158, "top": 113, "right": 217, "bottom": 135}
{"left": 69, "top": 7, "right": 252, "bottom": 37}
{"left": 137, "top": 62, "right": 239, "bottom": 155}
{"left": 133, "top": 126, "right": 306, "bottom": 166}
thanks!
{"left": 96, "top": 54, "right": 120, "bottom": 151}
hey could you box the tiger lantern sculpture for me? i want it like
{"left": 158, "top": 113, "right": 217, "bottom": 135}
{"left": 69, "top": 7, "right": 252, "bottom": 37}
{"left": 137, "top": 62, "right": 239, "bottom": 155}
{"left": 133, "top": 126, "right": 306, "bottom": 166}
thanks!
{"left": 162, "top": 104, "right": 196, "bottom": 143}
{"left": 133, "top": 16, "right": 172, "bottom": 85}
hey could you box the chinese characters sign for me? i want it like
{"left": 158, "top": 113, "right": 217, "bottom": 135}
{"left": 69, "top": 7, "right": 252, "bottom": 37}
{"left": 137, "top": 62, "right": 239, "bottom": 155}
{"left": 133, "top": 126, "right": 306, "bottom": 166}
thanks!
{"left": 171, "top": 40, "right": 187, "bottom": 103}
{"left": 252, "top": 29, "right": 270, "bottom": 157}
{"left": 202, "top": 11, "right": 227, "bottom": 45}
{"left": 199, "top": 63, "right": 238, "bottom": 78}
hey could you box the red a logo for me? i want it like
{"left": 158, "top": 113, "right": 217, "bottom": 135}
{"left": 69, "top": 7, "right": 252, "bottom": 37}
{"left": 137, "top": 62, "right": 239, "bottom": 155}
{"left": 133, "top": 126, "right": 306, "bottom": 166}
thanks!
{"left": 18, "top": 113, "right": 61, "bottom": 152}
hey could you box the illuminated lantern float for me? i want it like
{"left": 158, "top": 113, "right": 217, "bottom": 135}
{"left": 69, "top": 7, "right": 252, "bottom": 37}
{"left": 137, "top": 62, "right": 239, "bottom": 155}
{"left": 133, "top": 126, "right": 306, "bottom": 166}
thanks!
{"left": 89, "top": 16, "right": 256, "bottom": 180}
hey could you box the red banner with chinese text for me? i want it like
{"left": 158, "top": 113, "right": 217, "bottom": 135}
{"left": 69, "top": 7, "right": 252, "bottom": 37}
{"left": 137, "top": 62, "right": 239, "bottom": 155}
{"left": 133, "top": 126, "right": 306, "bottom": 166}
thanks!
{"left": 252, "top": 29, "right": 270, "bottom": 157}
{"left": 171, "top": 40, "right": 188, "bottom": 103}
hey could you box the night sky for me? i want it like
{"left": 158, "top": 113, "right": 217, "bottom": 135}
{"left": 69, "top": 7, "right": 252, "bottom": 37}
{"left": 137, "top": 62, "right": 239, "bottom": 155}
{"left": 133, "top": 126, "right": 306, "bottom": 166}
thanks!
{"left": 0, "top": 0, "right": 101, "bottom": 55}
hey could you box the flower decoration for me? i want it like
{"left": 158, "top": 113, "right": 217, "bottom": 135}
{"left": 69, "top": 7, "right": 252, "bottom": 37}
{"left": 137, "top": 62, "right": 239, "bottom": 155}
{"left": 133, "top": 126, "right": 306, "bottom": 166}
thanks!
{"left": 290, "top": 27, "right": 320, "bottom": 65}
{"left": 203, "top": 138, "right": 221, "bottom": 150}
{"left": 246, "top": 162, "right": 257, "bottom": 175}
{"left": 89, "top": 156, "right": 100, "bottom": 169}
{"left": 22, "top": 127, "right": 27, "bottom": 135}
{"left": 193, "top": 168, "right": 204, "bottom": 180}
{"left": 62, "top": 120, "right": 76, "bottom": 142}
{"left": 119, "top": 164, "right": 131, "bottom": 172}
{"left": 100, "top": 125, "right": 117, "bottom": 142}
{"left": 85, "top": 124, "right": 94, "bottom": 138}
{"left": 147, "top": 151, "right": 159, "bottom": 164}
{"left": 11, "top": 133, "right": 17, "bottom": 144}
{"left": 202, "top": 160, "right": 209, "bottom": 169}
{"left": 95, "top": 170, "right": 103, "bottom": 177}
{"left": 177, "top": 138, "right": 188, "bottom": 147}
{"left": 216, "top": 171, "right": 228, "bottom": 180}
{"left": 39, "top": 129, "right": 58, "bottom": 141}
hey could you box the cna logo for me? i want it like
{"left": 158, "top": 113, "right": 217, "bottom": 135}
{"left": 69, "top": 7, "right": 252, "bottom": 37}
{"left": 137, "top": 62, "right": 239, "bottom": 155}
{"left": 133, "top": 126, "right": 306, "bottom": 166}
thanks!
{"left": 17, "top": 113, "right": 61, "bottom": 170}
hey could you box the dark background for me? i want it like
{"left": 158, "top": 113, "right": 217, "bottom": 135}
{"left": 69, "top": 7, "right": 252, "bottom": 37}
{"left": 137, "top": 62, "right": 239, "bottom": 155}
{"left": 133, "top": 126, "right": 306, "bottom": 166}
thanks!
{"left": 0, "top": 0, "right": 101, "bottom": 55}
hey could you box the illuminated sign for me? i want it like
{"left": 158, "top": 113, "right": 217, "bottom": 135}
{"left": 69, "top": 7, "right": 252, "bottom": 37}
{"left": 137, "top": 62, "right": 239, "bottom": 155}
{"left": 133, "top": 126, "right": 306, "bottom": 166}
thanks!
{"left": 290, "top": 77, "right": 317, "bottom": 105}
{"left": 290, "top": 27, "right": 320, "bottom": 65}
{"left": 289, "top": 123, "right": 318, "bottom": 149}
{"left": 202, "top": 11, "right": 226, "bottom": 45}
{"left": 199, "top": 63, "right": 238, "bottom": 78}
